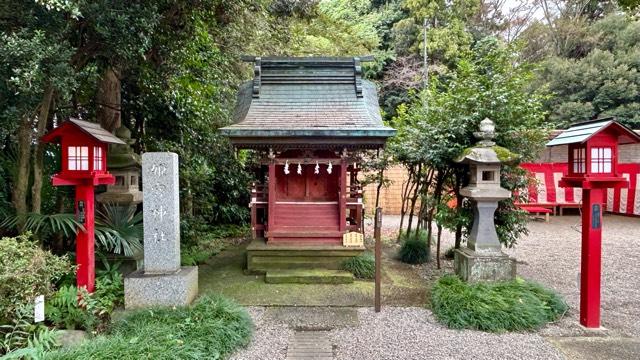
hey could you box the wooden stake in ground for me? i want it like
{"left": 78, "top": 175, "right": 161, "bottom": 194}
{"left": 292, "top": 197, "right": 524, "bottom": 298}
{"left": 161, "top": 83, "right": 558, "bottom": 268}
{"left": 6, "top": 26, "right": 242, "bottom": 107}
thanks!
{"left": 374, "top": 207, "right": 382, "bottom": 313}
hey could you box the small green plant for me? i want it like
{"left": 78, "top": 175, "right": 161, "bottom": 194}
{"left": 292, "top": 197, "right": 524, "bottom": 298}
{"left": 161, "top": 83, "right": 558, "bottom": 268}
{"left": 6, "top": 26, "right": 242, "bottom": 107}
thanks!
{"left": 342, "top": 252, "right": 375, "bottom": 279}
{"left": 431, "top": 275, "right": 568, "bottom": 332}
{"left": 444, "top": 246, "right": 456, "bottom": 260}
{"left": 1, "top": 309, "right": 60, "bottom": 358}
{"left": 46, "top": 270, "right": 125, "bottom": 331}
{"left": 398, "top": 230, "right": 430, "bottom": 264}
{"left": 46, "top": 295, "right": 253, "bottom": 359}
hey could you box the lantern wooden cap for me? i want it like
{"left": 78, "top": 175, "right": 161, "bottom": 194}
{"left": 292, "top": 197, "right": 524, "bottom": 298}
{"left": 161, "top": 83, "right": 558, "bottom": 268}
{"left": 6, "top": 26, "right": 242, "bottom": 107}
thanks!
{"left": 41, "top": 118, "right": 126, "bottom": 145}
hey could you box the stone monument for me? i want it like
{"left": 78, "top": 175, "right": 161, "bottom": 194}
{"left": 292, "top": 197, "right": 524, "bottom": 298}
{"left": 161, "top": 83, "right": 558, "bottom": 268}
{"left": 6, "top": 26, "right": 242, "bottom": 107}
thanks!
{"left": 124, "top": 152, "right": 198, "bottom": 308}
{"left": 454, "top": 118, "right": 518, "bottom": 282}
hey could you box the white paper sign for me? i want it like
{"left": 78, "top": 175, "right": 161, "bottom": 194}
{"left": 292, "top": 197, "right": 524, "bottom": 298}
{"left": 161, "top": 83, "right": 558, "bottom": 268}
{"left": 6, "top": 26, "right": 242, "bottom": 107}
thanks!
{"left": 34, "top": 295, "right": 44, "bottom": 323}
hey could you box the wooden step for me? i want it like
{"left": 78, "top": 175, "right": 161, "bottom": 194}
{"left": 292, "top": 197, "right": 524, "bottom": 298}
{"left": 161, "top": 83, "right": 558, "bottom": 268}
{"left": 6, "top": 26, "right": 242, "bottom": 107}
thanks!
{"left": 265, "top": 269, "right": 354, "bottom": 284}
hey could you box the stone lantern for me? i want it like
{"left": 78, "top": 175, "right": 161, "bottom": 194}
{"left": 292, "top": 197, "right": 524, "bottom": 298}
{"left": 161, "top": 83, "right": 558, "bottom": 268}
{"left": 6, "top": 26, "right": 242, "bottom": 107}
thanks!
{"left": 96, "top": 126, "right": 142, "bottom": 209}
{"left": 454, "top": 118, "right": 518, "bottom": 282}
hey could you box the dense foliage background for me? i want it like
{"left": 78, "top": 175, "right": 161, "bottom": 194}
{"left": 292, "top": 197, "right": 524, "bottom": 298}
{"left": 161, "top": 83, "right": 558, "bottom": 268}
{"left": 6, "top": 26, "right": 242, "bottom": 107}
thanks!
{"left": 1, "top": 0, "right": 639, "bottom": 253}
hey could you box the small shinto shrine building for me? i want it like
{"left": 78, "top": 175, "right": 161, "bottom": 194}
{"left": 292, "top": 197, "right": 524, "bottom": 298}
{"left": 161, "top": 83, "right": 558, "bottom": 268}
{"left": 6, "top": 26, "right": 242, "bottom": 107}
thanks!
{"left": 220, "top": 57, "right": 395, "bottom": 275}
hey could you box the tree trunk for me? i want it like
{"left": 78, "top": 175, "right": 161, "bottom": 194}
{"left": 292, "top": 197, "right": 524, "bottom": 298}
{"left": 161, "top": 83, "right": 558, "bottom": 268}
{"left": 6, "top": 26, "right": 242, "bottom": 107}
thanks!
{"left": 96, "top": 66, "right": 121, "bottom": 132}
{"left": 397, "top": 166, "right": 416, "bottom": 242}
{"left": 436, "top": 223, "right": 443, "bottom": 269}
{"left": 426, "top": 169, "right": 444, "bottom": 257}
{"left": 454, "top": 171, "right": 464, "bottom": 249}
{"left": 12, "top": 116, "right": 33, "bottom": 219}
{"left": 31, "top": 86, "right": 55, "bottom": 214}
{"left": 406, "top": 164, "right": 422, "bottom": 235}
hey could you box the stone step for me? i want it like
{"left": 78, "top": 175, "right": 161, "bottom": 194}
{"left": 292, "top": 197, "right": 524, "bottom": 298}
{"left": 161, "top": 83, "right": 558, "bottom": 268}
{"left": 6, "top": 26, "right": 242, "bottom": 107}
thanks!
{"left": 246, "top": 238, "right": 365, "bottom": 274}
{"left": 266, "top": 269, "right": 354, "bottom": 284}
{"left": 251, "top": 256, "right": 347, "bottom": 271}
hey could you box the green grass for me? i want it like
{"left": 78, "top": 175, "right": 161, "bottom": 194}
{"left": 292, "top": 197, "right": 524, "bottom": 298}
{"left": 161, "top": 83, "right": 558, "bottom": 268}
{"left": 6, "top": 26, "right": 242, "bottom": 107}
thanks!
{"left": 398, "top": 230, "right": 430, "bottom": 264}
{"left": 45, "top": 295, "right": 252, "bottom": 359}
{"left": 342, "top": 252, "right": 375, "bottom": 279}
{"left": 431, "top": 275, "right": 568, "bottom": 332}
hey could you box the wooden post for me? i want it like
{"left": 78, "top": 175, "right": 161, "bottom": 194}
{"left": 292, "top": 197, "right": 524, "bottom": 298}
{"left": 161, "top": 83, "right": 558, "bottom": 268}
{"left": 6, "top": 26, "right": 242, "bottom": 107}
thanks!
{"left": 339, "top": 158, "right": 347, "bottom": 232}
{"left": 374, "top": 207, "right": 382, "bottom": 313}
{"left": 268, "top": 161, "right": 276, "bottom": 238}
{"left": 75, "top": 182, "right": 95, "bottom": 292}
{"left": 250, "top": 182, "right": 258, "bottom": 240}
{"left": 580, "top": 188, "right": 603, "bottom": 328}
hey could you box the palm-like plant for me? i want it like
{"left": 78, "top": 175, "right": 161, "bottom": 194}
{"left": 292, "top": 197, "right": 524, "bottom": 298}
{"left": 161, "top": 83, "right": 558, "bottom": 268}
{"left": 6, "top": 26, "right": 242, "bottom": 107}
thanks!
{"left": 95, "top": 204, "right": 143, "bottom": 257}
{"left": 1, "top": 204, "right": 143, "bottom": 257}
{"left": 0, "top": 213, "right": 84, "bottom": 240}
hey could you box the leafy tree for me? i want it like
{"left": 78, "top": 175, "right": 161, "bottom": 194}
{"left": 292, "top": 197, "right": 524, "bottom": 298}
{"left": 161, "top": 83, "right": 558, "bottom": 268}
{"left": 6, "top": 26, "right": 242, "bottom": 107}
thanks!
{"left": 536, "top": 13, "right": 640, "bottom": 127}
{"left": 389, "top": 37, "right": 548, "bottom": 249}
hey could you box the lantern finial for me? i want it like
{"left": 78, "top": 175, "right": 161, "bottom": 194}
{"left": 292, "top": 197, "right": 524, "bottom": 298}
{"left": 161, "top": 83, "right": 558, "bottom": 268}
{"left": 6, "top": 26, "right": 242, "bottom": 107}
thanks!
{"left": 474, "top": 118, "right": 496, "bottom": 146}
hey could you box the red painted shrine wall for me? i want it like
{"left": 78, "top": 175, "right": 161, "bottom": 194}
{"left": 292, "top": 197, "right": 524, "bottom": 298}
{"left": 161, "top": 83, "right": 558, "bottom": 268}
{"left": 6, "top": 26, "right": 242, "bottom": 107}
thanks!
{"left": 268, "top": 153, "right": 344, "bottom": 245}
{"left": 275, "top": 164, "right": 339, "bottom": 201}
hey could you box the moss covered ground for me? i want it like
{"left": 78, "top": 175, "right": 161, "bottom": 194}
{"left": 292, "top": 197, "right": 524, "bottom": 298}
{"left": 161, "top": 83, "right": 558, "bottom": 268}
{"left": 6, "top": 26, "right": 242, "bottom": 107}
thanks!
{"left": 198, "top": 243, "right": 428, "bottom": 307}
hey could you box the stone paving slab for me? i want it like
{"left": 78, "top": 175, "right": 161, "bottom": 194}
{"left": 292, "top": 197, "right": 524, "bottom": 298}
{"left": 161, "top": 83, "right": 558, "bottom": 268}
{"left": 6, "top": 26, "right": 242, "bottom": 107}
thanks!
{"left": 287, "top": 331, "right": 334, "bottom": 360}
{"left": 546, "top": 336, "right": 640, "bottom": 360}
{"left": 264, "top": 307, "right": 359, "bottom": 330}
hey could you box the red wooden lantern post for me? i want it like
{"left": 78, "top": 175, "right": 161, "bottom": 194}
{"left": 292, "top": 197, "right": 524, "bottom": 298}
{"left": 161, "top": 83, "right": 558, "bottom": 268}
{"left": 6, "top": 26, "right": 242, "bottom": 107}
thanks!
{"left": 41, "top": 119, "right": 125, "bottom": 292}
{"left": 547, "top": 118, "right": 640, "bottom": 328}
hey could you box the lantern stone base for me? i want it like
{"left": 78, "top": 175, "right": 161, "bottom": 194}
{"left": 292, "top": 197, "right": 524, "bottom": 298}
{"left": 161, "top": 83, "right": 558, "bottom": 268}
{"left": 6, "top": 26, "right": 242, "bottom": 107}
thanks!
{"left": 124, "top": 266, "right": 198, "bottom": 309}
{"left": 454, "top": 247, "right": 516, "bottom": 283}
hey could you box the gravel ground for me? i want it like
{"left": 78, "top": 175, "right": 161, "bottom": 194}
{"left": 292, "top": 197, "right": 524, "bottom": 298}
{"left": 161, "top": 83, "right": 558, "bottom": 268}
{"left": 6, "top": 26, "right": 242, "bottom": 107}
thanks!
{"left": 229, "top": 214, "right": 639, "bottom": 359}
{"left": 505, "top": 215, "right": 640, "bottom": 338}
{"left": 378, "top": 214, "right": 640, "bottom": 338}
{"left": 229, "top": 307, "right": 292, "bottom": 360}
{"left": 330, "top": 307, "right": 563, "bottom": 360}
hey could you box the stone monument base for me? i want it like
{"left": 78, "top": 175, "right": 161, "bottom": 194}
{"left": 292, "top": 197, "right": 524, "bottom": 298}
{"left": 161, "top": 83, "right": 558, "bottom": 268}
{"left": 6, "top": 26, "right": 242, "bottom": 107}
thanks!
{"left": 124, "top": 266, "right": 198, "bottom": 309}
{"left": 454, "top": 247, "right": 516, "bottom": 283}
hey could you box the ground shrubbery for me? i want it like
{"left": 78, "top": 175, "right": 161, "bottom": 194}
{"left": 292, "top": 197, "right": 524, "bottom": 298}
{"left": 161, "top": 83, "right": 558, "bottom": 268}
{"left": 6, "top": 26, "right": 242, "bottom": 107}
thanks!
{"left": 444, "top": 246, "right": 456, "bottom": 260}
{"left": 431, "top": 275, "right": 568, "bottom": 332}
{"left": 0, "top": 233, "right": 73, "bottom": 355}
{"left": 46, "top": 295, "right": 253, "bottom": 359}
{"left": 46, "top": 270, "right": 124, "bottom": 332}
{"left": 0, "top": 233, "right": 73, "bottom": 323}
{"left": 342, "top": 252, "right": 375, "bottom": 279}
{"left": 398, "top": 230, "right": 430, "bottom": 264}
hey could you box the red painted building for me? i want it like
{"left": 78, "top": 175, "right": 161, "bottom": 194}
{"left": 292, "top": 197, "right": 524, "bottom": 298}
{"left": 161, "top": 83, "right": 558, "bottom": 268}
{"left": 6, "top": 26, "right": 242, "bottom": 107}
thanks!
{"left": 220, "top": 57, "right": 395, "bottom": 276}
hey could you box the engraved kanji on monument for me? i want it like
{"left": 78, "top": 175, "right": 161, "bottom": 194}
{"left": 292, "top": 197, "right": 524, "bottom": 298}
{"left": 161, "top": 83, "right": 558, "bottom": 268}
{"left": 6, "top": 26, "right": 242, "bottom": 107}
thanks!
{"left": 125, "top": 152, "right": 198, "bottom": 309}
{"left": 142, "top": 152, "right": 181, "bottom": 274}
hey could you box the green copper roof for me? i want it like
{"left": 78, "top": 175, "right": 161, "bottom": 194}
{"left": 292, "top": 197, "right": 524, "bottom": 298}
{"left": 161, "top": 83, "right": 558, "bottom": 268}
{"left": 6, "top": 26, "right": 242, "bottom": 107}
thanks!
{"left": 546, "top": 117, "right": 640, "bottom": 147}
{"left": 219, "top": 57, "right": 395, "bottom": 148}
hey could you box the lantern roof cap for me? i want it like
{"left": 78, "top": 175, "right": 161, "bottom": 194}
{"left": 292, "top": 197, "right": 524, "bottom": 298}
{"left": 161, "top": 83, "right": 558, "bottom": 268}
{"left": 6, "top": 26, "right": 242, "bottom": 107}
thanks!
{"left": 41, "top": 118, "right": 126, "bottom": 145}
{"left": 546, "top": 117, "right": 640, "bottom": 147}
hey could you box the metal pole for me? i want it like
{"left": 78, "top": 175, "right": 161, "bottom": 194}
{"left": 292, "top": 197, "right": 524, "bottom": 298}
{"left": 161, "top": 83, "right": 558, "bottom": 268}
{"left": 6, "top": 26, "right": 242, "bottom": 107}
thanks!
{"left": 374, "top": 207, "right": 382, "bottom": 312}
